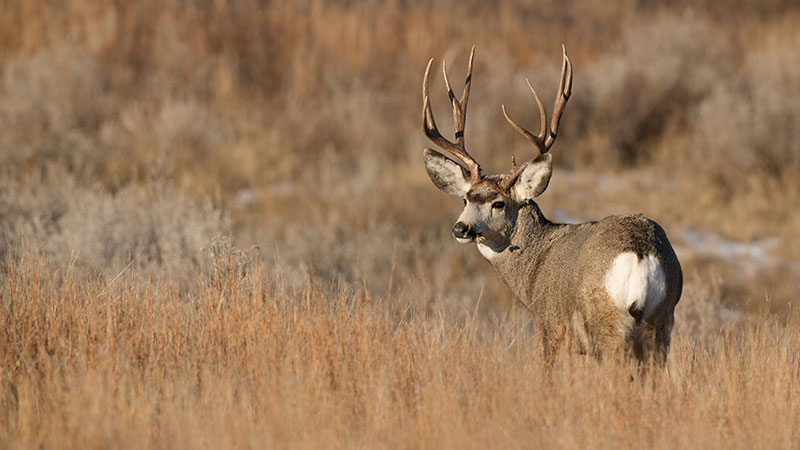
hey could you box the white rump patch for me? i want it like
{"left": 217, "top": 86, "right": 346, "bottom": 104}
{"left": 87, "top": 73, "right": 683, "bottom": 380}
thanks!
{"left": 604, "top": 252, "right": 666, "bottom": 319}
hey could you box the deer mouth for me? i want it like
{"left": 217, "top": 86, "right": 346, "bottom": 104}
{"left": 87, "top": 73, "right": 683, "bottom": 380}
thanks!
{"left": 455, "top": 235, "right": 476, "bottom": 244}
{"left": 455, "top": 230, "right": 485, "bottom": 244}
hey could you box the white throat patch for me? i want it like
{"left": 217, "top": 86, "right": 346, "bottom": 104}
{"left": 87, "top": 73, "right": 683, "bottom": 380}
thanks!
{"left": 477, "top": 242, "right": 500, "bottom": 260}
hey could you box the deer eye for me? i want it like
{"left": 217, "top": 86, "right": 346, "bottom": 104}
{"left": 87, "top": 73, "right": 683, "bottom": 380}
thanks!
{"left": 492, "top": 201, "right": 505, "bottom": 209}
{"left": 463, "top": 198, "right": 467, "bottom": 206}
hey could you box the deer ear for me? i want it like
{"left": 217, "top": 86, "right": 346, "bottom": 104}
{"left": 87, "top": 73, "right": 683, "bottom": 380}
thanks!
{"left": 512, "top": 153, "right": 553, "bottom": 200}
{"left": 423, "top": 148, "right": 471, "bottom": 196}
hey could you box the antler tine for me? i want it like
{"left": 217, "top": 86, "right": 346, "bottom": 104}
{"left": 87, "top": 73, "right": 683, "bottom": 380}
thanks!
{"left": 544, "top": 45, "right": 573, "bottom": 149}
{"left": 500, "top": 45, "right": 573, "bottom": 191}
{"left": 499, "top": 78, "right": 549, "bottom": 191}
{"left": 442, "top": 46, "right": 475, "bottom": 147}
{"left": 422, "top": 47, "right": 481, "bottom": 182}
{"left": 423, "top": 59, "right": 450, "bottom": 152}
{"left": 501, "top": 77, "right": 548, "bottom": 156}
{"left": 442, "top": 60, "right": 461, "bottom": 145}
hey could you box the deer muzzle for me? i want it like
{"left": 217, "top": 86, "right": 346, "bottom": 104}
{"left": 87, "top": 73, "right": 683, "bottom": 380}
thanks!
{"left": 452, "top": 221, "right": 476, "bottom": 241}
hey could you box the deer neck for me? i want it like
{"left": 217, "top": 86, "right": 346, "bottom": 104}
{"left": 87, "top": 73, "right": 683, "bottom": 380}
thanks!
{"left": 477, "top": 201, "right": 562, "bottom": 297}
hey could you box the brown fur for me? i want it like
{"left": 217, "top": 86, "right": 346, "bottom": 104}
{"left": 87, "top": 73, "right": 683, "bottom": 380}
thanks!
{"left": 483, "top": 198, "right": 682, "bottom": 363}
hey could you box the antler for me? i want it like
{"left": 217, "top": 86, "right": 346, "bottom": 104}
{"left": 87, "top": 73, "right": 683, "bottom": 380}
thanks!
{"left": 422, "top": 46, "right": 482, "bottom": 182}
{"left": 500, "top": 45, "right": 573, "bottom": 191}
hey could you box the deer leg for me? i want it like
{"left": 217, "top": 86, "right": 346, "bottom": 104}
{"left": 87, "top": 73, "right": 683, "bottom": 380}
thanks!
{"left": 651, "top": 315, "right": 674, "bottom": 366}
{"left": 537, "top": 321, "right": 567, "bottom": 366}
{"left": 569, "top": 310, "right": 590, "bottom": 355}
{"left": 586, "top": 296, "right": 628, "bottom": 362}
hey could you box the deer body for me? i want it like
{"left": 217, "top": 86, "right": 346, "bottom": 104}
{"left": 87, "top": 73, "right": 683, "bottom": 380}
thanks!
{"left": 479, "top": 198, "right": 681, "bottom": 360}
{"left": 421, "top": 47, "right": 682, "bottom": 362}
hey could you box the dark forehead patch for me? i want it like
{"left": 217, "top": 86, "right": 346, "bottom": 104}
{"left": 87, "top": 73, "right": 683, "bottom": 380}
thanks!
{"left": 466, "top": 180, "right": 504, "bottom": 203}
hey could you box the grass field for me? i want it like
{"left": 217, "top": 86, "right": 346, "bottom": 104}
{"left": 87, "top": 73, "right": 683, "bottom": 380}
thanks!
{"left": 1, "top": 0, "right": 799, "bottom": 448}
{"left": 1, "top": 250, "right": 798, "bottom": 449}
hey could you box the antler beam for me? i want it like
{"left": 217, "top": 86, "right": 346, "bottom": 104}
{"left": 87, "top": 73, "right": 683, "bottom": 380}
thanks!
{"left": 500, "top": 45, "right": 572, "bottom": 190}
{"left": 422, "top": 47, "right": 482, "bottom": 182}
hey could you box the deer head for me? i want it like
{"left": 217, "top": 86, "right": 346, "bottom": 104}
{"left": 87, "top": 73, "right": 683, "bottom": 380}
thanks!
{"left": 422, "top": 46, "right": 573, "bottom": 251}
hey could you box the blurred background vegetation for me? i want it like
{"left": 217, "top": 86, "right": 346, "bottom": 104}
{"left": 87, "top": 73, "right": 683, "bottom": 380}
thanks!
{"left": 1, "top": 0, "right": 798, "bottom": 325}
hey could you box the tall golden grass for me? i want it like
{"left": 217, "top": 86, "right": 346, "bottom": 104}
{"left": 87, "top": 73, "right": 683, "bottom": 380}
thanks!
{"left": 1, "top": 250, "right": 798, "bottom": 449}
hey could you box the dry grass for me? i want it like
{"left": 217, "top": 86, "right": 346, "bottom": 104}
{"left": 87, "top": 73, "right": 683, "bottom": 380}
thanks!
{"left": 1, "top": 250, "right": 798, "bottom": 450}
{"left": 1, "top": 0, "right": 799, "bottom": 448}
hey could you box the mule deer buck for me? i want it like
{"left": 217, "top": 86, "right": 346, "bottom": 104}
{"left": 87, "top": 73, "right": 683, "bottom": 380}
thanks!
{"left": 421, "top": 46, "right": 682, "bottom": 363}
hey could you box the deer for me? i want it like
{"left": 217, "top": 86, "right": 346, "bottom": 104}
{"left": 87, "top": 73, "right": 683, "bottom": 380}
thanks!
{"left": 421, "top": 46, "right": 682, "bottom": 363}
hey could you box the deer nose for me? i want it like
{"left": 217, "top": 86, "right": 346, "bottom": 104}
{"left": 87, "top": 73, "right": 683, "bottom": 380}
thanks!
{"left": 452, "top": 222, "right": 472, "bottom": 239}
